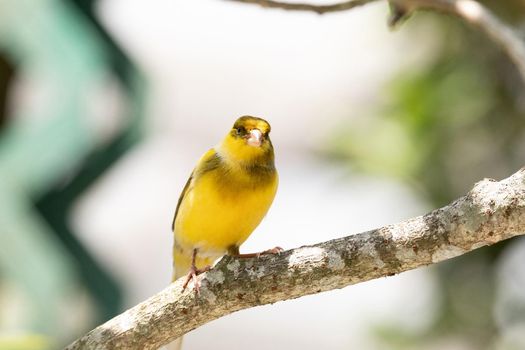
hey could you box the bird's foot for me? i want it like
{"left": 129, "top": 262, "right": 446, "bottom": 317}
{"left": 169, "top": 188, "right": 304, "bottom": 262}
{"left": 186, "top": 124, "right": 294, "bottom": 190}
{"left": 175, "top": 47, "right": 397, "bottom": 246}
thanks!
{"left": 234, "top": 246, "right": 284, "bottom": 259}
{"left": 262, "top": 246, "right": 284, "bottom": 255}
{"left": 182, "top": 265, "right": 211, "bottom": 295}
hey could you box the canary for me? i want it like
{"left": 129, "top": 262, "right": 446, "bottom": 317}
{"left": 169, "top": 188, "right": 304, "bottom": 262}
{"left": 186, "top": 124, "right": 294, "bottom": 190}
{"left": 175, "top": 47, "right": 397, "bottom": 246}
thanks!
{"left": 171, "top": 116, "right": 280, "bottom": 294}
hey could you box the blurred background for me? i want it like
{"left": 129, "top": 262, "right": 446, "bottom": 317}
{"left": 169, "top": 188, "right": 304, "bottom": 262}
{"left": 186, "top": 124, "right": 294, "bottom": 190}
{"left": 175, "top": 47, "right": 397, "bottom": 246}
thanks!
{"left": 1, "top": 0, "right": 525, "bottom": 349}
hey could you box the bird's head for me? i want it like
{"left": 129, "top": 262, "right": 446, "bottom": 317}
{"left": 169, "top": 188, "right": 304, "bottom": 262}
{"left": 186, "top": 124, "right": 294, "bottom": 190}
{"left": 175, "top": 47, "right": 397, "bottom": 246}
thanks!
{"left": 219, "top": 116, "right": 274, "bottom": 164}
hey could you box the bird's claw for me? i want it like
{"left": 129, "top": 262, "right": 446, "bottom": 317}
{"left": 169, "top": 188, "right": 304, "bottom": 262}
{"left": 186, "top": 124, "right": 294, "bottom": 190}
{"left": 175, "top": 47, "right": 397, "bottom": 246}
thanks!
{"left": 256, "top": 246, "right": 284, "bottom": 258}
{"left": 182, "top": 265, "right": 211, "bottom": 295}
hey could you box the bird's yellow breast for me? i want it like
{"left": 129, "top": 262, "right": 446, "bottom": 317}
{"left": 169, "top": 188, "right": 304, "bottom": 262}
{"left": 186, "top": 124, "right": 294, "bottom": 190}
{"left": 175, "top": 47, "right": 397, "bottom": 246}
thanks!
{"left": 174, "top": 167, "right": 278, "bottom": 257}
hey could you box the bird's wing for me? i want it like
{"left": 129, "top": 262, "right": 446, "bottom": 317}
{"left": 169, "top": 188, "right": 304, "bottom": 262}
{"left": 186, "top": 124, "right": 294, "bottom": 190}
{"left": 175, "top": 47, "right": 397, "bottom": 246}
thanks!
{"left": 171, "top": 170, "right": 194, "bottom": 231}
{"left": 171, "top": 149, "right": 221, "bottom": 231}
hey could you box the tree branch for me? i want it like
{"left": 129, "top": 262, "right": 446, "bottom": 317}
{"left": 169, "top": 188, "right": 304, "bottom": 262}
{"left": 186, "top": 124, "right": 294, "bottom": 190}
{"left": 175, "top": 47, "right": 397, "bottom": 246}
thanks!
{"left": 225, "top": 0, "right": 525, "bottom": 83}
{"left": 66, "top": 167, "right": 525, "bottom": 350}
{"left": 224, "top": 0, "right": 379, "bottom": 14}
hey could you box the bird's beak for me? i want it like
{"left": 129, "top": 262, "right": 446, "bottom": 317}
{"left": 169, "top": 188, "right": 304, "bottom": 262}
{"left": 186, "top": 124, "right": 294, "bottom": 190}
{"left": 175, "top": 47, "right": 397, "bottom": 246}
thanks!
{"left": 247, "top": 128, "right": 263, "bottom": 147}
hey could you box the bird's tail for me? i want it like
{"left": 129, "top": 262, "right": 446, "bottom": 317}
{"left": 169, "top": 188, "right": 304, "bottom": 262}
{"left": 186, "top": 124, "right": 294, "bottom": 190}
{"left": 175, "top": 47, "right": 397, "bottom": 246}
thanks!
{"left": 163, "top": 249, "right": 191, "bottom": 350}
{"left": 164, "top": 337, "right": 183, "bottom": 350}
{"left": 165, "top": 246, "right": 217, "bottom": 350}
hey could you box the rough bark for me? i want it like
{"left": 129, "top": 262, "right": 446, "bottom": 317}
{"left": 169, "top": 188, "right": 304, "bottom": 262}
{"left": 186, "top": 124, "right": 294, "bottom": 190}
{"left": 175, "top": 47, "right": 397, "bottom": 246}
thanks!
{"left": 66, "top": 167, "right": 525, "bottom": 350}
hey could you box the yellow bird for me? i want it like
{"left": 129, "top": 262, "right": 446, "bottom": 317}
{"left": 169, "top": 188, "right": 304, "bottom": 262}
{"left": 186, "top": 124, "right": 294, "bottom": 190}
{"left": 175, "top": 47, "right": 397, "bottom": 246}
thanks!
{"left": 171, "top": 116, "right": 280, "bottom": 292}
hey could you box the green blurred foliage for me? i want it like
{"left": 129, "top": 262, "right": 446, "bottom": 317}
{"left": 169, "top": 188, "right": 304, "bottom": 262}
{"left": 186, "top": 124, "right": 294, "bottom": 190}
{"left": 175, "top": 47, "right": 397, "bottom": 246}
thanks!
{"left": 327, "top": 17, "right": 525, "bottom": 206}
{"left": 324, "top": 3, "right": 525, "bottom": 349}
{"left": 0, "top": 0, "right": 145, "bottom": 346}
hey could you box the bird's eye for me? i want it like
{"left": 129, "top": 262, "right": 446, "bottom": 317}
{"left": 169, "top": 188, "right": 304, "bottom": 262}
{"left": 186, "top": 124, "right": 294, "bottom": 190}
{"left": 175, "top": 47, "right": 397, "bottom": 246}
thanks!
{"left": 236, "top": 127, "right": 243, "bottom": 135}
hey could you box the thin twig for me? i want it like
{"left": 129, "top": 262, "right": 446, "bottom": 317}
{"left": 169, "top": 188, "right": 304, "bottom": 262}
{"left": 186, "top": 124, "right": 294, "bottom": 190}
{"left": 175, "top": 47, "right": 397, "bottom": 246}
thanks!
{"left": 66, "top": 167, "right": 525, "bottom": 350}
{"left": 225, "top": 0, "right": 379, "bottom": 14}
{"left": 226, "top": 0, "right": 525, "bottom": 84}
